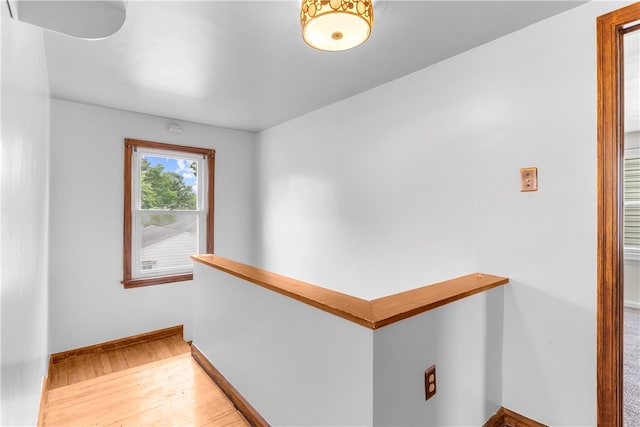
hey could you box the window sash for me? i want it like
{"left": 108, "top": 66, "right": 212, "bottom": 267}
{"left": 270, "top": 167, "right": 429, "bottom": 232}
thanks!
{"left": 133, "top": 147, "right": 206, "bottom": 211}
{"left": 132, "top": 210, "right": 205, "bottom": 278}
{"left": 131, "top": 149, "right": 206, "bottom": 279}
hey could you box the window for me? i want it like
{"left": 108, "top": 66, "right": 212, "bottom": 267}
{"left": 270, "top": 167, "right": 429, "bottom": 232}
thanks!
{"left": 123, "top": 139, "right": 215, "bottom": 288}
{"left": 141, "top": 260, "right": 157, "bottom": 271}
{"left": 624, "top": 150, "right": 640, "bottom": 260}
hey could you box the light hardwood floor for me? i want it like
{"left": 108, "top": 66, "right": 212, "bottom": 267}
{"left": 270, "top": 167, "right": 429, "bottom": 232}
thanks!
{"left": 42, "top": 336, "right": 251, "bottom": 426}
{"left": 48, "top": 334, "right": 192, "bottom": 389}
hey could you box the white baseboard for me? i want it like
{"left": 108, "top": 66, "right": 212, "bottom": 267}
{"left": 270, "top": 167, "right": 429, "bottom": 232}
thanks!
{"left": 624, "top": 300, "right": 640, "bottom": 309}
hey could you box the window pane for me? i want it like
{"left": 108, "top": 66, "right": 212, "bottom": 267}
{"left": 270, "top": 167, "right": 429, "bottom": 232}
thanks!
{"left": 624, "top": 156, "right": 640, "bottom": 202}
{"left": 139, "top": 212, "right": 198, "bottom": 273}
{"left": 625, "top": 204, "right": 640, "bottom": 249}
{"left": 140, "top": 155, "right": 198, "bottom": 210}
{"left": 624, "top": 155, "right": 640, "bottom": 249}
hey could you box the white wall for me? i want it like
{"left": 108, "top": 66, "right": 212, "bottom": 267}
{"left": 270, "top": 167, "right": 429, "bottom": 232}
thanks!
{"left": 192, "top": 263, "right": 374, "bottom": 426}
{"left": 624, "top": 261, "right": 640, "bottom": 307}
{"left": 373, "top": 288, "right": 503, "bottom": 426}
{"left": 255, "top": 100, "right": 477, "bottom": 300}
{"left": 1, "top": 2, "right": 51, "bottom": 425}
{"left": 256, "top": 2, "right": 630, "bottom": 424}
{"left": 49, "top": 100, "right": 255, "bottom": 352}
{"left": 192, "top": 262, "right": 502, "bottom": 427}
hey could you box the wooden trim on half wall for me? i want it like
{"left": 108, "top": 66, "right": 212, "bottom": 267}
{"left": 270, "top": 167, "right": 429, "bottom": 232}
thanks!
{"left": 192, "top": 254, "right": 508, "bottom": 330}
{"left": 597, "top": 3, "right": 640, "bottom": 427}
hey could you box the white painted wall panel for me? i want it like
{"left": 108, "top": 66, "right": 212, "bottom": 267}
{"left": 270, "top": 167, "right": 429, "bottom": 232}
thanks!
{"left": 255, "top": 104, "right": 477, "bottom": 301}
{"left": 255, "top": 2, "right": 631, "bottom": 424}
{"left": 625, "top": 260, "right": 640, "bottom": 307}
{"left": 465, "top": 4, "right": 624, "bottom": 424}
{"left": 1, "top": 2, "right": 51, "bottom": 424}
{"left": 192, "top": 263, "right": 374, "bottom": 426}
{"left": 49, "top": 100, "right": 256, "bottom": 352}
{"left": 373, "top": 288, "right": 503, "bottom": 426}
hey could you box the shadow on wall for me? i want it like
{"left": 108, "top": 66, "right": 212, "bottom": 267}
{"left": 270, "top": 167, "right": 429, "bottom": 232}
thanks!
{"left": 502, "top": 279, "right": 596, "bottom": 425}
{"left": 372, "top": 287, "right": 504, "bottom": 426}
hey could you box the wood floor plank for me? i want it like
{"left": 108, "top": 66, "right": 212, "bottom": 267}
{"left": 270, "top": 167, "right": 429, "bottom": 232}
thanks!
{"left": 66, "top": 358, "right": 80, "bottom": 385}
{"left": 48, "top": 364, "right": 61, "bottom": 389}
{"left": 104, "top": 378, "right": 236, "bottom": 426}
{"left": 57, "top": 361, "right": 69, "bottom": 388}
{"left": 148, "top": 337, "right": 173, "bottom": 360}
{"left": 162, "top": 336, "right": 183, "bottom": 355}
{"left": 120, "top": 344, "right": 145, "bottom": 367}
{"left": 43, "top": 333, "right": 253, "bottom": 427}
{"left": 99, "top": 351, "right": 113, "bottom": 376}
{"left": 46, "top": 358, "right": 192, "bottom": 424}
{"left": 44, "top": 354, "right": 250, "bottom": 427}
{"left": 47, "top": 354, "right": 192, "bottom": 405}
{"left": 203, "top": 410, "right": 252, "bottom": 427}
{"left": 166, "top": 334, "right": 191, "bottom": 355}
{"left": 138, "top": 341, "right": 159, "bottom": 362}
{"left": 50, "top": 339, "right": 185, "bottom": 389}
{"left": 107, "top": 347, "right": 127, "bottom": 372}
{"left": 117, "top": 347, "right": 137, "bottom": 369}
{"left": 82, "top": 353, "right": 99, "bottom": 380}
{"left": 76, "top": 357, "right": 88, "bottom": 383}
{"left": 48, "top": 335, "right": 192, "bottom": 390}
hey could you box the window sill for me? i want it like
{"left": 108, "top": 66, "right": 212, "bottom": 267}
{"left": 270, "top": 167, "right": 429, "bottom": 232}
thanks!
{"left": 122, "top": 273, "right": 193, "bottom": 289}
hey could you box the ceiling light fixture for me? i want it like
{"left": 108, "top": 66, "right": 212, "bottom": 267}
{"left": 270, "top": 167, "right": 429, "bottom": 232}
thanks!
{"left": 300, "top": 0, "right": 374, "bottom": 51}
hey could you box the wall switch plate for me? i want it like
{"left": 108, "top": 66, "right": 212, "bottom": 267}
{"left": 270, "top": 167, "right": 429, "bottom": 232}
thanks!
{"left": 425, "top": 365, "right": 436, "bottom": 400}
{"left": 520, "top": 167, "right": 538, "bottom": 192}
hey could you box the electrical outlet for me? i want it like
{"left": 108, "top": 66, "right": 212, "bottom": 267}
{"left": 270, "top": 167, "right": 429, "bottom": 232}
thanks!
{"left": 520, "top": 167, "right": 538, "bottom": 192}
{"left": 425, "top": 365, "right": 436, "bottom": 400}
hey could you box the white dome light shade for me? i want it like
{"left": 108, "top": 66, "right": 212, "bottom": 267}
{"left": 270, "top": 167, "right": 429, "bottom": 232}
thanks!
{"left": 8, "top": 0, "right": 126, "bottom": 40}
{"left": 301, "top": 0, "right": 374, "bottom": 51}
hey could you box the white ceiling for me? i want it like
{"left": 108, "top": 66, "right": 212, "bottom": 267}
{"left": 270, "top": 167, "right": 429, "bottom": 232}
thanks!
{"left": 42, "top": 1, "right": 586, "bottom": 133}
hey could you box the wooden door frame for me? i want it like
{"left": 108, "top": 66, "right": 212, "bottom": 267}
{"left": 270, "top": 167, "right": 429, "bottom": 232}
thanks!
{"left": 597, "top": 3, "right": 640, "bottom": 426}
